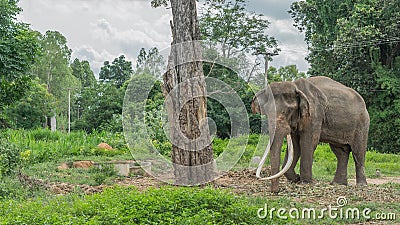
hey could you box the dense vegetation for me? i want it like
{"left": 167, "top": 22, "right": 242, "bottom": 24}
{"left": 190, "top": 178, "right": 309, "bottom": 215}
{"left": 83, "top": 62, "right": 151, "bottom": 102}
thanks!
{"left": 0, "top": 129, "right": 399, "bottom": 224}
{"left": 0, "top": 0, "right": 399, "bottom": 224}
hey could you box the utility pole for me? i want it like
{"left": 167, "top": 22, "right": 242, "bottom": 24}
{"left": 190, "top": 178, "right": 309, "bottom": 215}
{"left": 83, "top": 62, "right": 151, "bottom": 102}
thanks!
{"left": 68, "top": 88, "right": 71, "bottom": 134}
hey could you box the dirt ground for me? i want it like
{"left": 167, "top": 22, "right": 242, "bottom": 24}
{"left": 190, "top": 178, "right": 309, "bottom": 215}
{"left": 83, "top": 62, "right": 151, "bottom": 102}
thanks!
{"left": 21, "top": 169, "right": 400, "bottom": 206}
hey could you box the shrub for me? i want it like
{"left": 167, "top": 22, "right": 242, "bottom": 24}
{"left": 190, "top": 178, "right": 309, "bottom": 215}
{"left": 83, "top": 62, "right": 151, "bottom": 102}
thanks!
{"left": 89, "top": 164, "right": 118, "bottom": 185}
{"left": 0, "top": 186, "right": 274, "bottom": 224}
{"left": 0, "top": 138, "right": 22, "bottom": 178}
{"left": 30, "top": 128, "right": 61, "bottom": 141}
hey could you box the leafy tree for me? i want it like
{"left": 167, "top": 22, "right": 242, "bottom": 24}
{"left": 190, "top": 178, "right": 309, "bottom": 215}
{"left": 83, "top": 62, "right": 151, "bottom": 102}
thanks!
{"left": 5, "top": 78, "right": 55, "bottom": 129}
{"left": 267, "top": 65, "right": 307, "bottom": 83}
{"left": 73, "top": 82, "right": 124, "bottom": 132}
{"left": 99, "top": 55, "right": 133, "bottom": 88}
{"left": 200, "top": 0, "right": 278, "bottom": 58}
{"left": 0, "top": 0, "right": 40, "bottom": 109}
{"left": 30, "top": 30, "right": 81, "bottom": 129}
{"left": 199, "top": 0, "right": 279, "bottom": 82}
{"left": 31, "top": 31, "right": 75, "bottom": 96}
{"left": 136, "top": 47, "right": 165, "bottom": 78}
{"left": 71, "top": 58, "right": 96, "bottom": 88}
{"left": 204, "top": 63, "right": 261, "bottom": 138}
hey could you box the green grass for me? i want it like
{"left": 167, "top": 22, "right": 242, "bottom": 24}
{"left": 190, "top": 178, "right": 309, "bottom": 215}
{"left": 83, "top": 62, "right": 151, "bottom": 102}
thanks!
{"left": 0, "top": 128, "right": 130, "bottom": 164}
{"left": 20, "top": 160, "right": 119, "bottom": 186}
{"left": 0, "top": 186, "right": 269, "bottom": 225}
{"left": 1, "top": 129, "right": 399, "bottom": 224}
{"left": 1, "top": 186, "right": 398, "bottom": 225}
{"left": 312, "top": 144, "right": 400, "bottom": 180}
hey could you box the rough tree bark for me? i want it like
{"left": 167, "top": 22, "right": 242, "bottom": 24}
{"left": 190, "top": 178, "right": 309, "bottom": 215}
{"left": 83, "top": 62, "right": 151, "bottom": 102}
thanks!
{"left": 162, "top": 0, "right": 215, "bottom": 185}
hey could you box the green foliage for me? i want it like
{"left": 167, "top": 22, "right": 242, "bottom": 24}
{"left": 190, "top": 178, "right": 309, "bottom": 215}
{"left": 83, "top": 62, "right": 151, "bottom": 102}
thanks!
{"left": 31, "top": 30, "right": 79, "bottom": 99}
{"left": 367, "top": 58, "right": 400, "bottom": 153}
{"left": 4, "top": 78, "right": 55, "bottom": 129}
{"left": 0, "top": 138, "right": 22, "bottom": 178}
{"left": 90, "top": 164, "right": 118, "bottom": 185}
{"left": 71, "top": 58, "right": 96, "bottom": 88}
{"left": 200, "top": 0, "right": 278, "bottom": 58}
{"left": 267, "top": 65, "right": 307, "bottom": 83}
{"left": 212, "top": 134, "right": 269, "bottom": 170}
{"left": 99, "top": 55, "right": 133, "bottom": 88}
{"left": 0, "top": 0, "right": 40, "bottom": 108}
{"left": 20, "top": 160, "right": 120, "bottom": 186}
{"left": 204, "top": 62, "right": 262, "bottom": 138}
{"left": 74, "top": 82, "right": 124, "bottom": 132}
{"left": 0, "top": 186, "right": 270, "bottom": 224}
{"left": 0, "top": 176, "right": 45, "bottom": 200}
{"left": 311, "top": 144, "right": 400, "bottom": 180}
{"left": 30, "top": 30, "right": 81, "bottom": 127}
{"left": 1, "top": 129, "right": 129, "bottom": 164}
{"left": 199, "top": 0, "right": 279, "bottom": 84}
{"left": 136, "top": 47, "right": 165, "bottom": 78}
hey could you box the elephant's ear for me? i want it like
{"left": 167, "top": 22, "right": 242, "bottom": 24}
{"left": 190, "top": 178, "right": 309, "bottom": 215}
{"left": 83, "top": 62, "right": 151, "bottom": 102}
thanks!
{"left": 296, "top": 89, "right": 310, "bottom": 118}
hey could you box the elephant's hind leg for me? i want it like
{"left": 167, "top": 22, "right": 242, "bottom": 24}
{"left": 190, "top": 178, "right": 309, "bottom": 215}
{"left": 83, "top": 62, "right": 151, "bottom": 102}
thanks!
{"left": 330, "top": 144, "right": 350, "bottom": 185}
{"left": 351, "top": 135, "right": 367, "bottom": 186}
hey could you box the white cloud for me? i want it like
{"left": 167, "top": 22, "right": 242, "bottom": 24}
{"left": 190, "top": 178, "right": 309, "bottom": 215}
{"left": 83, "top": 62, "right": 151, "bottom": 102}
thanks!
{"left": 18, "top": 0, "right": 309, "bottom": 75}
{"left": 73, "top": 45, "right": 115, "bottom": 77}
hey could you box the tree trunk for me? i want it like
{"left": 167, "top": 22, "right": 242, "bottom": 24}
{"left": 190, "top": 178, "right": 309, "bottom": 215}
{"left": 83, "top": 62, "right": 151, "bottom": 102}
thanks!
{"left": 163, "top": 0, "right": 215, "bottom": 185}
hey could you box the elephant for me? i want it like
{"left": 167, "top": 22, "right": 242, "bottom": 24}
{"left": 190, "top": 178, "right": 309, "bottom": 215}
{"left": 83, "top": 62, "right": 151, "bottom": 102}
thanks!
{"left": 251, "top": 76, "right": 369, "bottom": 193}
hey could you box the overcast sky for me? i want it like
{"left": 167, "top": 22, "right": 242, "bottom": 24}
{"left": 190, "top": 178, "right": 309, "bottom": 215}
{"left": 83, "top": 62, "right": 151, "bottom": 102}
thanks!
{"left": 18, "top": 0, "right": 309, "bottom": 77}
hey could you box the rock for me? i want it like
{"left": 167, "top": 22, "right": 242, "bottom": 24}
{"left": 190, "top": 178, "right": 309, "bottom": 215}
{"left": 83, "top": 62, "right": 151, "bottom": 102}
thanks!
{"left": 97, "top": 142, "right": 113, "bottom": 150}
{"left": 57, "top": 163, "right": 69, "bottom": 170}
{"left": 73, "top": 161, "right": 94, "bottom": 169}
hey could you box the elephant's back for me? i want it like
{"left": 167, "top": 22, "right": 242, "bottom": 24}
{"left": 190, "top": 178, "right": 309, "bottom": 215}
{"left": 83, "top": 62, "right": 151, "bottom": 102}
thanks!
{"left": 307, "top": 76, "right": 366, "bottom": 108}
{"left": 308, "top": 76, "right": 369, "bottom": 126}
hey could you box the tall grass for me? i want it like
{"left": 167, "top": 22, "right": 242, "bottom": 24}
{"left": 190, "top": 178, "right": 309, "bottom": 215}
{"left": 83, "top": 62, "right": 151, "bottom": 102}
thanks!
{"left": 1, "top": 128, "right": 398, "bottom": 178}
{"left": 0, "top": 129, "right": 129, "bottom": 164}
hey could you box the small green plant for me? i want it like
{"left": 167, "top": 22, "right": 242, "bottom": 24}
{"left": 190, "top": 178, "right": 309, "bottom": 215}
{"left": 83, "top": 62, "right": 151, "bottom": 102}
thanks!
{"left": 30, "top": 129, "right": 61, "bottom": 141}
{"left": 89, "top": 164, "right": 117, "bottom": 185}
{"left": 0, "top": 138, "right": 22, "bottom": 178}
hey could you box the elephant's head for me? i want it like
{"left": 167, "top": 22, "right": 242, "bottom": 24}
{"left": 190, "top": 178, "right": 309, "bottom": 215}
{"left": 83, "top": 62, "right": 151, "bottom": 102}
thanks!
{"left": 251, "top": 81, "right": 310, "bottom": 192}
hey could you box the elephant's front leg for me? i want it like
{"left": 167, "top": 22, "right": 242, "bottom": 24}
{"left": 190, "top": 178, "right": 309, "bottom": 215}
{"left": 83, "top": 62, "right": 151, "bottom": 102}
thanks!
{"left": 283, "top": 133, "right": 301, "bottom": 182}
{"left": 299, "top": 132, "right": 319, "bottom": 183}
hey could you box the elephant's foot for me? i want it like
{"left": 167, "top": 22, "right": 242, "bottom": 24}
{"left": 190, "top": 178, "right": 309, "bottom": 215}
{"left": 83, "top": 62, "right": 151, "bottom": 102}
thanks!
{"left": 356, "top": 172, "right": 367, "bottom": 186}
{"left": 270, "top": 179, "right": 280, "bottom": 193}
{"left": 285, "top": 173, "right": 300, "bottom": 183}
{"left": 356, "top": 179, "right": 367, "bottom": 186}
{"left": 299, "top": 178, "right": 313, "bottom": 184}
{"left": 330, "top": 180, "right": 348, "bottom": 186}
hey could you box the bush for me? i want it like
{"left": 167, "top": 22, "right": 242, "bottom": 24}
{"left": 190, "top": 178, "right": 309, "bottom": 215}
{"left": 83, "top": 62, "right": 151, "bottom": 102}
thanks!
{"left": 89, "top": 164, "right": 118, "bottom": 185}
{"left": 0, "top": 138, "right": 22, "bottom": 178}
{"left": 0, "top": 186, "right": 275, "bottom": 224}
{"left": 30, "top": 128, "right": 61, "bottom": 141}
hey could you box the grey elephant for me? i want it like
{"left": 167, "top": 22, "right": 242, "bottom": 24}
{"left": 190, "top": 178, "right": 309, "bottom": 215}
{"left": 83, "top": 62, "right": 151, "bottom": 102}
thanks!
{"left": 251, "top": 76, "right": 369, "bottom": 193}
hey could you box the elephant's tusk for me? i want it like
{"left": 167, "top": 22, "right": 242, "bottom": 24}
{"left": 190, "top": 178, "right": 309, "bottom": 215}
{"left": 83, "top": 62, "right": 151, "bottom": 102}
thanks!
{"left": 256, "top": 138, "right": 271, "bottom": 179}
{"left": 258, "top": 134, "right": 294, "bottom": 181}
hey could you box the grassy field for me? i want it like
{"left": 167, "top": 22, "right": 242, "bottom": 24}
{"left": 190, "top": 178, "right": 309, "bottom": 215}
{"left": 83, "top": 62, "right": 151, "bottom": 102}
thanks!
{"left": 0, "top": 129, "right": 399, "bottom": 224}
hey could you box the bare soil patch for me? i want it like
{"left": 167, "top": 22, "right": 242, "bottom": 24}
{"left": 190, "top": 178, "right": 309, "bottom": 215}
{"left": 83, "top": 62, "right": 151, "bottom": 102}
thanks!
{"left": 20, "top": 169, "right": 400, "bottom": 205}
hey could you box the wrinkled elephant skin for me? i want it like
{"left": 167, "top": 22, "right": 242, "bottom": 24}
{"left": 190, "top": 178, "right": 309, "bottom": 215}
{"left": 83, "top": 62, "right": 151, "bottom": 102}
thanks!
{"left": 252, "top": 76, "right": 369, "bottom": 193}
